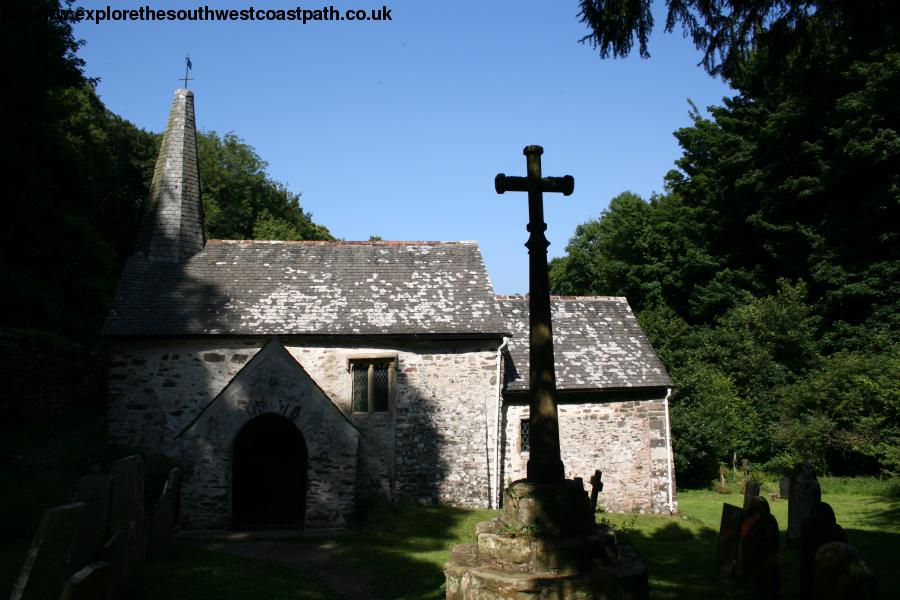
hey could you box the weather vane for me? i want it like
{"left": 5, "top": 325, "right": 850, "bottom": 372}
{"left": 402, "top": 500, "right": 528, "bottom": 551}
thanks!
{"left": 180, "top": 55, "right": 193, "bottom": 88}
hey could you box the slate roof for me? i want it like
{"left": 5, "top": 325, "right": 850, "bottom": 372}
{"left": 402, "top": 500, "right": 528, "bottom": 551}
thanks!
{"left": 498, "top": 296, "right": 671, "bottom": 391}
{"left": 103, "top": 240, "right": 509, "bottom": 337}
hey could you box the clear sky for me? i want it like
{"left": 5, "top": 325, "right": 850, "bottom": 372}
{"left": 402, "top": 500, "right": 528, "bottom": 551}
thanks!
{"left": 72, "top": 0, "right": 732, "bottom": 294}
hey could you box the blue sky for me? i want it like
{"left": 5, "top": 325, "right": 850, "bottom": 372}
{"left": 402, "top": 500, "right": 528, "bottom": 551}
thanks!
{"left": 72, "top": 1, "right": 732, "bottom": 294}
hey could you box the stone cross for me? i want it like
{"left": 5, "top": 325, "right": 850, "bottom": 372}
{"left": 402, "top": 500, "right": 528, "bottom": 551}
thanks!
{"left": 496, "top": 145, "right": 573, "bottom": 483}
{"left": 590, "top": 469, "right": 604, "bottom": 510}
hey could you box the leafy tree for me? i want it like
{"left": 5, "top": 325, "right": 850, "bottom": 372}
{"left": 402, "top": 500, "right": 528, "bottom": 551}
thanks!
{"left": 197, "top": 131, "right": 332, "bottom": 242}
{"left": 776, "top": 349, "right": 900, "bottom": 476}
{"left": 549, "top": 191, "right": 729, "bottom": 320}
{"left": 554, "top": 1, "right": 900, "bottom": 483}
{"left": 578, "top": 1, "right": 900, "bottom": 82}
{"left": 2, "top": 0, "right": 159, "bottom": 339}
{"left": 668, "top": 359, "right": 758, "bottom": 487}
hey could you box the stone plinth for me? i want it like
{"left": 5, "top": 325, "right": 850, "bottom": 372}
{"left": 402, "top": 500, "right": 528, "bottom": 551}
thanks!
{"left": 444, "top": 479, "right": 648, "bottom": 599}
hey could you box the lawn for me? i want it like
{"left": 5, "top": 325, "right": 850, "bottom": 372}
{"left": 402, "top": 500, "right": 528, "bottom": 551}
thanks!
{"left": 138, "top": 482, "right": 897, "bottom": 600}
{"left": 4, "top": 404, "right": 898, "bottom": 599}
{"left": 602, "top": 480, "right": 900, "bottom": 599}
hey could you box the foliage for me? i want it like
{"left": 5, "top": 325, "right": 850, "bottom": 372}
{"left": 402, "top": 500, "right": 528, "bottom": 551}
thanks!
{"left": 777, "top": 349, "right": 900, "bottom": 476}
{"left": 668, "top": 359, "right": 757, "bottom": 487}
{"left": 556, "top": 0, "right": 900, "bottom": 485}
{"left": 197, "top": 131, "right": 332, "bottom": 242}
{"left": 578, "top": 1, "right": 900, "bottom": 82}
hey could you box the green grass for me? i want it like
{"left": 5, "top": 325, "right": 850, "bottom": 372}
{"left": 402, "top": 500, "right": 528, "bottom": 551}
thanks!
{"left": 624, "top": 485, "right": 900, "bottom": 599}
{"left": 331, "top": 502, "right": 496, "bottom": 600}
{"left": 4, "top": 406, "right": 898, "bottom": 599}
{"left": 132, "top": 544, "right": 339, "bottom": 600}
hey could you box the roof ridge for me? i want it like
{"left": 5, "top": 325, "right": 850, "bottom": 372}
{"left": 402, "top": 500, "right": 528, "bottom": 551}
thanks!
{"left": 205, "top": 239, "right": 478, "bottom": 246}
{"left": 495, "top": 294, "right": 628, "bottom": 302}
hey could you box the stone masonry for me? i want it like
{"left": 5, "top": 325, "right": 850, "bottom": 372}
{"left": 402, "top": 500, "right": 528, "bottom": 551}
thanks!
{"left": 502, "top": 394, "right": 673, "bottom": 514}
{"left": 108, "top": 337, "right": 500, "bottom": 528}
{"left": 135, "top": 88, "right": 204, "bottom": 263}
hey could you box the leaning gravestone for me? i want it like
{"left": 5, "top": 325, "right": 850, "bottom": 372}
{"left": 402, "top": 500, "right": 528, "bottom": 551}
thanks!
{"left": 166, "top": 467, "right": 181, "bottom": 526}
{"left": 743, "top": 481, "right": 761, "bottom": 510}
{"left": 799, "top": 502, "right": 847, "bottom": 600}
{"left": 714, "top": 503, "right": 743, "bottom": 579}
{"left": 108, "top": 455, "right": 145, "bottom": 577}
{"left": 59, "top": 562, "right": 111, "bottom": 600}
{"left": 779, "top": 476, "right": 790, "bottom": 500}
{"left": 589, "top": 469, "right": 603, "bottom": 511}
{"left": 740, "top": 496, "right": 780, "bottom": 596}
{"left": 99, "top": 531, "right": 127, "bottom": 600}
{"left": 813, "top": 542, "right": 877, "bottom": 600}
{"left": 75, "top": 471, "right": 111, "bottom": 558}
{"left": 787, "top": 462, "right": 821, "bottom": 543}
{"left": 147, "top": 478, "right": 176, "bottom": 561}
{"left": 10, "top": 503, "right": 91, "bottom": 600}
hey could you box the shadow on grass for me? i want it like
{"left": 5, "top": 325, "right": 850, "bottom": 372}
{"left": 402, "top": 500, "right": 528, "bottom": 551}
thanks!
{"left": 614, "top": 511, "right": 900, "bottom": 600}
{"left": 614, "top": 520, "right": 752, "bottom": 600}
{"left": 841, "top": 527, "right": 900, "bottom": 596}
{"left": 331, "top": 502, "right": 495, "bottom": 600}
{"left": 134, "top": 543, "right": 340, "bottom": 600}
{"left": 853, "top": 495, "right": 900, "bottom": 531}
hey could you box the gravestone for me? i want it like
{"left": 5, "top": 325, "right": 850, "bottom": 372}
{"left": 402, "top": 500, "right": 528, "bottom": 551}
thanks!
{"left": 99, "top": 531, "right": 127, "bottom": 600}
{"left": 166, "top": 467, "right": 181, "bottom": 526}
{"left": 589, "top": 469, "right": 603, "bottom": 510}
{"left": 799, "top": 502, "right": 847, "bottom": 600}
{"left": 147, "top": 478, "right": 176, "bottom": 561}
{"left": 813, "top": 542, "right": 877, "bottom": 600}
{"left": 742, "top": 481, "right": 761, "bottom": 510}
{"left": 787, "top": 461, "right": 821, "bottom": 543}
{"left": 75, "top": 472, "right": 111, "bottom": 558}
{"left": 740, "top": 496, "right": 780, "bottom": 597}
{"left": 59, "top": 562, "right": 111, "bottom": 600}
{"left": 10, "top": 503, "right": 91, "bottom": 600}
{"left": 714, "top": 503, "right": 743, "bottom": 579}
{"left": 779, "top": 476, "right": 790, "bottom": 500}
{"left": 108, "top": 455, "right": 145, "bottom": 577}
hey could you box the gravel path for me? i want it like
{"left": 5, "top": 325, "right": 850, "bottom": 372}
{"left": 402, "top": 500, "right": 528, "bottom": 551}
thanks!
{"left": 204, "top": 540, "right": 377, "bottom": 600}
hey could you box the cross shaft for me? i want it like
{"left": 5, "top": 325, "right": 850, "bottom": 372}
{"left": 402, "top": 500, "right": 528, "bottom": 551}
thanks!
{"left": 496, "top": 145, "right": 573, "bottom": 483}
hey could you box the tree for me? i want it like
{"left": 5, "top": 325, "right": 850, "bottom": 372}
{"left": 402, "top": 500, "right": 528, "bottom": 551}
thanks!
{"left": 549, "top": 191, "right": 726, "bottom": 320}
{"left": 552, "top": 2, "right": 900, "bottom": 482}
{"left": 578, "top": 1, "right": 900, "bottom": 83}
{"left": 776, "top": 348, "right": 900, "bottom": 476}
{"left": 197, "top": 131, "right": 333, "bottom": 242}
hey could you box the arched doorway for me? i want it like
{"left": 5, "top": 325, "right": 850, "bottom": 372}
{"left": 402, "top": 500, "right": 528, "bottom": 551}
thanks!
{"left": 232, "top": 413, "right": 307, "bottom": 529}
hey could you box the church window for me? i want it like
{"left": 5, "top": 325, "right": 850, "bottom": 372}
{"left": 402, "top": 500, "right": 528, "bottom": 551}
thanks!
{"left": 520, "top": 419, "right": 530, "bottom": 453}
{"left": 350, "top": 360, "right": 393, "bottom": 413}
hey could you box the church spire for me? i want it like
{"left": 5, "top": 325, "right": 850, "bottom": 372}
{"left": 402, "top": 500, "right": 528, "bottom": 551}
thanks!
{"left": 137, "top": 88, "right": 205, "bottom": 263}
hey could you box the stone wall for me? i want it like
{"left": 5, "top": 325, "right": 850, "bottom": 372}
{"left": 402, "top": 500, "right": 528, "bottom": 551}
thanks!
{"left": 107, "top": 339, "right": 264, "bottom": 452}
{"left": 107, "top": 336, "right": 502, "bottom": 528}
{"left": 283, "top": 340, "right": 500, "bottom": 506}
{"left": 501, "top": 390, "right": 675, "bottom": 514}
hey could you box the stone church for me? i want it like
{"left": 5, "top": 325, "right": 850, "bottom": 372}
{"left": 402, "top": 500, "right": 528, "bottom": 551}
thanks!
{"left": 103, "top": 89, "right": 675, "bottom": 530}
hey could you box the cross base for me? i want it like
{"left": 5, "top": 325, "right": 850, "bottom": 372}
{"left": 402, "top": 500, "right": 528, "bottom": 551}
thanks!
{"left": 444, "top": 479, "right": 649, "bottom": 599}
